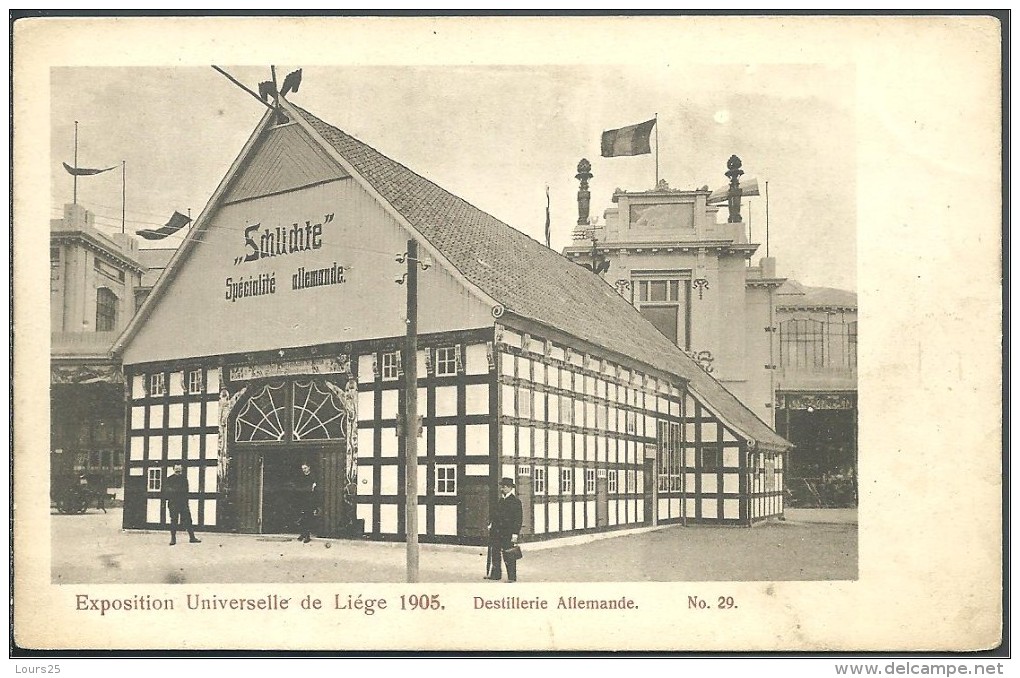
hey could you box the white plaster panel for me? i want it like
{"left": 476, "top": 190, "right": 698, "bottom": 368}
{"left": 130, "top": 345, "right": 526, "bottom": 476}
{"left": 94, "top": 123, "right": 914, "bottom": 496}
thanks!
{"left": 357, "top": 466, "right": 374, "bottom": 494}
{"left": 501, "top": 463, "right": 515, "bottom": 480}
{"left": 204, "top": 466, "right": 217, "bottom": 493}
{"left": 187, "top": 467, "right": 200, "bottom": 488}
{"left": 149, "top": 406, "right": 164, "bottom": 430}
{"left": 149, "top": 437, "right": 164, "bottom": 460}
{"left": 417, "top": 465, "right": 427, "bottom": 494}
{"left": 724, "top": 498, "right": 740, "bottom": 519}
{"left": 658, "top": 498, "right": 669, "bottom": 520}
{"left": 166, "top": 436, "right": 183, "bottom": 460}
{"left": 357, "top": 391, "right": 375, "bottom": 422}
{"left": 146, "top": 498, "right": 162, "bottom": 524}
{"left": 723, "top": 473, "right": 739, "bottom": 494}
{"left": 131, "top": 375, "right": 145, "bottom": 399}
{"left": 380, "top": 428, "right": 398, "bottom": 457}
{"left": 130, "top": 437, "right": 144, "bottom": 461}
{"left": 701, "top": 422, "right": 719, "bottom": 442}
{"left": 433, "top": 425, "right": 457, "bottom": 455}
{"left": 548, "top": 502, "right": 560, "bottom": 532}
{"left": 501, "top": 384, "right": 515, "bottom": 416}
{"left": 669, "top": 498, "right": 680, "bottom": 519}
{"left": 465, "top": 343, "right": 488, "bottom": 375}
{"left": 533, "top": 431, "right": 545, "bottom": 458}
{"left": 723, "top": 448, "right": 740, "bottom": 468}
{"left": 169, "top": 372, "right": 185, "bottom": 396}
{"left": 203, "top": 500, "right": 217, "bottom": 526}
{"left": 187, "top": 402, "right": 202, "bottom": 428}
{"left": 501, "top": 424, "right": 515, "bottom": 456}
{"left": 356, "top": 502, "right": 372, "bottom": 527}
{"left": 357, "top": 355, "right": 374, "bottom": 382}
{"left": 465, "top": 424, "right": 488, "bottom": 455}
{"left": 434, "top": 385, "right": 457, "bottom": 417}
{"left": 168, "top": 403, "right": 184, "bottom": 429}
{"left": 534, "top": 502, "right": 546, "bottom": 534}
{"left": 358, "top": 427, "right": 375, "bottom": 458}
{"left": 519, "top": 427, "right": 532, "bottom": 458}
{"left": 380, "top": 390, "right": 398, "bottom": 419}
{"left": 380, "top": 504, "right": 398, "bottom": 533}
{"left": 434, "top": 505, "right": 457, "bottom": 536}
{"left": 701, "top": 474, "right": 718, "bottom": 493}
{"left": 379, "top": 465, "right": 398, "bottom": 495}
{"left": 206, "top": 369, "right": 220, "bottom": 394}
{"left": 204, "top": 433, "right": 218, "bottom": 459}
{"left": 500, "top": 353, "right": 514, "bottom": 376}
{"left": 701, "top": 499, "right": 718, "bottom": 519}
{"left": 465, "top": 464, "right": 489, "bottom": 477}
{"left": 465, "top": 383, "right": 488, "bottom": 415}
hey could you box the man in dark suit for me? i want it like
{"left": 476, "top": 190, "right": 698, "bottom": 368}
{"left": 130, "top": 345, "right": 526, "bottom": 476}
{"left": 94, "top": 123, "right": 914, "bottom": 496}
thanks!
{"left": 485, "top": 477, "right": 523, "bottom": 582}
{"left": 295, "top": 462, "right": 319, "bottom": 543}
{"left": 163, "top": 464, "right": 200, "bottom": 546}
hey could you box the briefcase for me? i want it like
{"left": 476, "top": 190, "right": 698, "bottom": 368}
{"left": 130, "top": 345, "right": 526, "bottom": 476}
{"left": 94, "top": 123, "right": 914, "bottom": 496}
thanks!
{"left": 503, "top": 545, "right": 523, "bottom": 561}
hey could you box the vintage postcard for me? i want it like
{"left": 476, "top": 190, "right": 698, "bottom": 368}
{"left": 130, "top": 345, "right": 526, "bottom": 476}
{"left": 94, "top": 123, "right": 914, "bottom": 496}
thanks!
{"left": 12, "top": 15, "right": 1003, "bottom": 652}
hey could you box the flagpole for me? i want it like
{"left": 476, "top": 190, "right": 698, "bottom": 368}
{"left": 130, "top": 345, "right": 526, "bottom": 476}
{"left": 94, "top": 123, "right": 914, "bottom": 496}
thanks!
{"left": 654, "top": 112, "right": 659, "bottom": 187}
{"left": 545, "top": 185, "right": 551, "bottom": 249}
{"left": 121, "top": 160, "right": 126, "bottom": 234}
{"left": 73, "top": 121, "right": 78, "bottom": 206}
{"left": 765, "top": 181, "right": 770, "bottom": 258}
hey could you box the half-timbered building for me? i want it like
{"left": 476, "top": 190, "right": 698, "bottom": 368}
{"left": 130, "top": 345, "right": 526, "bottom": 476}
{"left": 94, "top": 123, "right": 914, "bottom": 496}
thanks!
{"left": 113, "top": 98, "right": 790, "bottom": 544}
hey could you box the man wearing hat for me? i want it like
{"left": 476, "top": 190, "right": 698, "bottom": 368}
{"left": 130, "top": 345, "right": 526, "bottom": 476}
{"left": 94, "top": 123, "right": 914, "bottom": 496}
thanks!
{"left": 485, "top": 477, "right": 523, "bottom": 582}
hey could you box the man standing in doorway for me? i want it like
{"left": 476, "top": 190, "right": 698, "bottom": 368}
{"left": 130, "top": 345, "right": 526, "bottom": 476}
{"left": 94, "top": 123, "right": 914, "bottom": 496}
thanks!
{"left": 485, "top": 477, "right": 523, "bottom": 582}
{"left": 296, "top": 462, "right": 319, "bottom": 543}
{"left": 164, "top": 464, "right": 200, "bottom": 546}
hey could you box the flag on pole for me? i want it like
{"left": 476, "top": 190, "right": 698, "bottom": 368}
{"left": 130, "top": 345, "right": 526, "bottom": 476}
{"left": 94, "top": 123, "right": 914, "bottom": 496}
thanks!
{"left": 545, "top": 186, "right": 551, "bottom": 248}
{"left": 136, "top": 211, "right": 192, "bottom": 240}
{"left": 62, "top": 161, "right": 116, "bottom": 176}
{"left": 600, "top": 119, "right": 656, "bottom": 157}
{"left": 707, "top": 177, "right": 760, "bottom": 204}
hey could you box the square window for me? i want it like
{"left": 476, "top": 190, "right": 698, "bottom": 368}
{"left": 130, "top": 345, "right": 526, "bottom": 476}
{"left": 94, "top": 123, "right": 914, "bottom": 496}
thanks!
{"left": 436, "top": 346, "right": 458, "bottom": 376}
{"left": 435, "top": 465, "right": 457, "bottom": 496}
{"left": 560, "top": 467, "right": 573, "bottom": 494}
{"left": 187, "top": 369, "right": 203, "bottom": 394}
{"left": 533, "top": 467, "right": 547, "bottom": 495}
{"left": 382, "top": 351, "right": 402, "bottom": 380}
{"left": 147, "top": 467, "right": 162, "bottom": 492}
{"left": 149, "top": 373, "right": 165, "bottom": 396}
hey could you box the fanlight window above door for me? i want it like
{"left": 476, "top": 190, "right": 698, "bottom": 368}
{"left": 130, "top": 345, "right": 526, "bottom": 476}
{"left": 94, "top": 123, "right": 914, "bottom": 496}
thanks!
{"left": 235, "top": 382, "right": 286, "bottom": 442}
{"left": 292, "top": 380, "right": 346, "bottom": 441}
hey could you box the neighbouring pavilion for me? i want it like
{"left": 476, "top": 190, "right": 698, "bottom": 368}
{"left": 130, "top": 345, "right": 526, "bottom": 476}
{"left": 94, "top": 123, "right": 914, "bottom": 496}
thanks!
{"left": 112, "top": 98, "right": 791, "bottom": 544}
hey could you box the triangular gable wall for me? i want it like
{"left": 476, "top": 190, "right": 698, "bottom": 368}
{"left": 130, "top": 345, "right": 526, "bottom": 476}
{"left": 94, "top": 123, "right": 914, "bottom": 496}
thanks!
{"left": 121, "top": 120, "right": 494, "bottom": 365}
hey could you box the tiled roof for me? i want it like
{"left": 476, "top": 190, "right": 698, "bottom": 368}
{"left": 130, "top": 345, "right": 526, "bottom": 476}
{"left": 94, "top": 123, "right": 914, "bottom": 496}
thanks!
{"left": 293, "top": 105, "right": 788, "bottom": 449}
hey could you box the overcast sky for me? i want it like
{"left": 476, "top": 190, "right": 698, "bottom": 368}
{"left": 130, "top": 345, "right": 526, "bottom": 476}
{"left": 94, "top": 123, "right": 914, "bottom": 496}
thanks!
{"left": 51, "top": 63, "right": 856, "bottom": 290}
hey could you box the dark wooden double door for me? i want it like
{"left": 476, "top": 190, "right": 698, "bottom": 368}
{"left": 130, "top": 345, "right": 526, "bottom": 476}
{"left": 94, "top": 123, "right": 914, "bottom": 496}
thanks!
{"left": 232, "top": 443, "right": 347, "bottom": 537}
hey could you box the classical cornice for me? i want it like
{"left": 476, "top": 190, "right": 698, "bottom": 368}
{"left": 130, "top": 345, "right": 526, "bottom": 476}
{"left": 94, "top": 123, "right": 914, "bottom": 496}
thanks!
{"left": 563, "top": 240, "right": 758, "bottom": 258}
{"left": 51, "top": 229, "right": 146, "bottom": 274}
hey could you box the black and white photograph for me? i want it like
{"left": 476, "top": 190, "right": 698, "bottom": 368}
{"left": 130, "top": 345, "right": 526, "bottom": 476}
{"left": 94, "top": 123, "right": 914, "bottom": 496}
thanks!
{"left": 12, "top": 15, "right": 1002, "bottom": 655}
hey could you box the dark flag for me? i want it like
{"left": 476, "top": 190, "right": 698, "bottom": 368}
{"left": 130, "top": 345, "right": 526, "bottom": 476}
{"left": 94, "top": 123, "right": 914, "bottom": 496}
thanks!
{"left": 62, "top": 161, "right": 116, "bottom": 176}
{"left": 545, "top": 186, "right": 551, "bottom": 248}
{"left": 258, "top": 80, "right": 277, "bottom": 102}
{"left": 600, "top": 119, "right": 656, "bottom": 157}
{"left": 280, "top": 69, "right": 302, "bottom": 97}
{"left": 136, "top": 211, "right": 192, "bottom": 240}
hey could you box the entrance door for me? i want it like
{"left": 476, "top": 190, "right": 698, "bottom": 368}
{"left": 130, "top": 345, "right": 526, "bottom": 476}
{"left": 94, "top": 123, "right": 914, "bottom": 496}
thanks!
{"left": 261, "top": 453, "right": 306, "bottom": 535}
{"left": 123, "top": 474, "right": 146, "bottom": 528}
{"left": 459, "top": 476, "right": 490, "bottom": 544}
{"left": 595, "top": 476, "right": 609, "bottom": 527}
{"left": 517, "top": 474, "right": 533, "bottom": 537}
{"left": 234, "top": 451, "right": 262, "bottom": 533}
{"left": 643, "top": 459, "right": 655, "bottom": 525}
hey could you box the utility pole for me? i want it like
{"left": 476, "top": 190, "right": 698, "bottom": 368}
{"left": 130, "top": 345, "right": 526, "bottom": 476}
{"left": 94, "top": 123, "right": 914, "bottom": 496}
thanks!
{"left": 399, "top": 239, "right": 422, "bottom": 582}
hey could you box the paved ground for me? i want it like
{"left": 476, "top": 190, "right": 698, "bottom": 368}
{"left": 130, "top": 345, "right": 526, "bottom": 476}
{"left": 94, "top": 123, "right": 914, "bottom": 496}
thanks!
{"left": 50, "top": 509, "right": 856, "bottom": 584}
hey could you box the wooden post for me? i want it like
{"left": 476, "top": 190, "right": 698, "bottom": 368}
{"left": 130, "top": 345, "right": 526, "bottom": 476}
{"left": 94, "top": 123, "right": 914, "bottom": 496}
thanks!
{"left": 403, "top": 239, "right": 420, "bottom": 582}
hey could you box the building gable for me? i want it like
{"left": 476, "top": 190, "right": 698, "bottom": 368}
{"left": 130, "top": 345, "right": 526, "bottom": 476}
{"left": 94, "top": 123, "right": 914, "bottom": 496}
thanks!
{"left": 120, "top": 122, "right": 494, "bottom": 366}
{"left": 221, "top": 122, "right": 349, "bottom": 205}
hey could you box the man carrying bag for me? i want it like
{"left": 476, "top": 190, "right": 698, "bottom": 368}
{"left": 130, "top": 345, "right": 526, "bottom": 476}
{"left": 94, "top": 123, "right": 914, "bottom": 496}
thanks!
{"left": 484, "top": 477, "right": 523, "bottom": 583}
